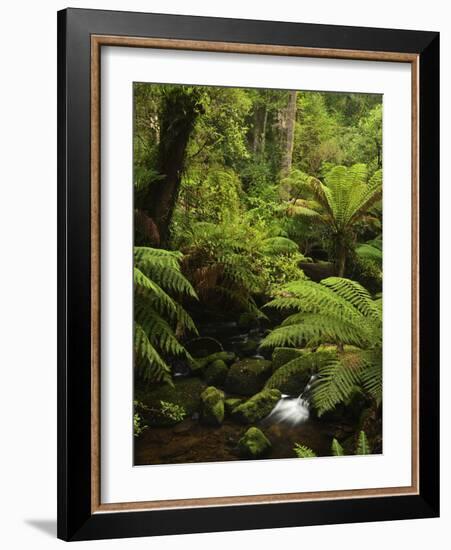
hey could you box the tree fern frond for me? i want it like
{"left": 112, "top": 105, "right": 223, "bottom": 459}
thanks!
{"left": 311, "top": 358, "right": 363, "bottom": 416}
{"left": 133, "top": 246, "right": 198, "bottom": 384}
{"left": 320, "top": 277, "right": 381, "bottom": 321}
{"left": 360, "top": 362, "right": 382, "bottom": 404}
{"left": 265, "top": 351, "right": 336, "bottom": 390}
{"left": 134, "top": 322, "right": 172, "bottom": 384}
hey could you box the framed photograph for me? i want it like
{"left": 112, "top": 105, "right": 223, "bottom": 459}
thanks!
{"left": 57, "top": 8, "right": 439, "bottom": 541}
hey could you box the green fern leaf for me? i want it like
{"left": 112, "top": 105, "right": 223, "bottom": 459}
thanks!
{"left": 356, "top": 430, "right": 371, "bottom": 455}
{"left": 293, "top": 443, "right": 317, "bottom": 458}
{"left": 331, "top": 438, "right": 345, "bottom": 456}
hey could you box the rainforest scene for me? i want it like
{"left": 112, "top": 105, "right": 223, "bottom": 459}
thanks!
{"left": 133, "top": 83, "right": 383, "bottom": 465}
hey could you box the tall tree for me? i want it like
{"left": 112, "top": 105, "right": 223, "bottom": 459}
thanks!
{"left": 143, "top": 87, "right": 204, "bottom": 247}
{"left": 279, "top": 91, "right": 297, "bottom": 177}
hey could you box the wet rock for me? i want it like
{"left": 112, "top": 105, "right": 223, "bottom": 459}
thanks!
{"left": 185, "top": 337, "right": 223, "bottom": 358}
{"left": 203, "top": 359, "right": 229, "bottom": 387}
{"left": 238, "top": 427, "right": 272, "bottom": 458}
{"left": 271, "top": 347, "right": 306, "bottom": 372}
{"left": 225, "top": 358, "right": 272, "bottom": 396}
{"left": 200, "top": 386, "right": 225, "bottom": 426}
{"left": 232, "top": 389, "right": 282, "bottom": 424}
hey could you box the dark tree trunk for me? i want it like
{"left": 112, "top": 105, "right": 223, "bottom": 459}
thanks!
{"left": 144, "top": 89, "right": 202, "bottom": 247}
{"left": 337, "top": 245, "right": 347, "bottom": 278}
{"left": 279, "top": 91, "right": 297, "bottom": 177}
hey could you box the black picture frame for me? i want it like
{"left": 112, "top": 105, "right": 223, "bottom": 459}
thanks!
{"left": 57, "top": 7, "right": 439, "bottom": 541}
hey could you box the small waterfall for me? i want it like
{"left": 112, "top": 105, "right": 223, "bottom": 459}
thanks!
{"left": 264, "top": 374, "right": 317, "bottom": 426}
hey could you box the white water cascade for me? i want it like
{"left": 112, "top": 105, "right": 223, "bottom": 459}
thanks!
{"left": 264, "top": 374, "right": 317, "bottom": 427}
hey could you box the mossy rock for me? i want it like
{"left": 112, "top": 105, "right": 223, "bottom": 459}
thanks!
{"left": 185, "top": 337, "right": 223, "bottom": 358}
{"left": 203, "top": 360, "right": 229, "bottom": 387}
{"left": 238, "top": 427, "right": 271, "bottom": 459}
{"left": 225, "top": 359, "right": 272, "bottom": 396}
{"left": 224, "top": 397, "right": 243, "bottom": 416}
{"left": 200, "top": 386, "right": 225, "bottom": 426}
{"left": 232, "top": 389, "right": 281, "bottom": 424}
{"left": 191, "top": 351, "right": 236, "bottom": 373}
{"left": 238, "top": 312, "right": 259, "bottom": 330}
{"left": 138, "top": 378, "right": 206, "bottom": 427}
{"left": 271, "top": 347, "right": 306, "bottom": 372}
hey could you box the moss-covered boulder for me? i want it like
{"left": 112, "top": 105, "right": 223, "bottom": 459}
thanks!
{"left": 200, "top": 386, "right": 225, "bottom": 426}
{"left": 225, "top": 358, "right": 272, "bottom": 396}
{"left": 138, "top": 378, "right": 206, "bottom": 415}
{"left": 238, "top": 427, "right": 271, "bottom": 459}
{"left": 232, "top": 389, "right": 281, "bottom": 424}
{"left": 203, "top": 359, "right": 229, "bottom": 387}
{"left": 224, "top": 397, "right": 243, "bottom": 416}
{"left": 137, "top": 377, "right": 206, "bottom": 426}
{"left": 271, "top": 347, "right": 306, "bottom": 372}
{"left": 191, "top": 351, "right": 236, "bottom": 373}
{"left": 185, "top": 337, "right": 223, "bottom": 358}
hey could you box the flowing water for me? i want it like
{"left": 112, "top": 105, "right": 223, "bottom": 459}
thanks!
{"left": 135, "top": 319, "right": 355, "bottom": 465}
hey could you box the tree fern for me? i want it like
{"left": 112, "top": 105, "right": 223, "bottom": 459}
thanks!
{"left": 262, "top": 277, "right": 382, "bottom": 415}
{"left": 286, "top": 164, "right": 382, "bottom": 276}
{"left": 134, "top": 247, "right": 198, "bottom": 384}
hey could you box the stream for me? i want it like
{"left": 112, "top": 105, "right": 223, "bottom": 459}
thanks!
{"left": 135, "top": 317, "right": 355, "bottom": 466}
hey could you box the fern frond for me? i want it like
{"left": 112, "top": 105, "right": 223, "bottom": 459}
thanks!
{"left": 356, "top": 430, "right": 371, "bottom": 455}
{"left": 261, "top": 236, "right": 299, "bottom": 255}
{"left": 360, "top": 362, "right": 382, "bottom": 404}
{"left": 265, "top": 351, "right": 335, "bottom": 390}
{"left": 320, "top": 277, "right": 381, "bottom": 321}
{"left": 311, "top": 358, "right": 363, "bottom": 416}
{"left": 331, "top": 438, "right": 345, "bottom": 456}
{"left": 293, "top": 443, "right": 317, "bottom": 458}
{"left": 134, "top": 323, "right": 172, "bottom": 384}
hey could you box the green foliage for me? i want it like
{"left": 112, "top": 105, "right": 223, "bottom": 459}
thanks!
{"left": 285, "top": 164, "right": 382, "bottom": 275}
{"left": 159, "top": 400, "right": 187, "bottom": 423}
{"left": 133, "top": 400, "right": 149, "bottom": 438}
{"left": 293, "top": 443, "right": 317, "bottom": 458}
{"left": 262, "top": 277, "right": 382, "bottom": 415}
{"left": 265, "top": 351, "right": 335, "bottom": 392}
{"left": 356, "top": 430, "right": 371, "bottom": 455}
{"left": 331, "top": 438, "right": 344, "bottom": 456}
{"left": 356, "top": 236, "right": 383, "bottom": 268}
{"left": 293, "top": 431, "right": 370, "bottom": 458}
{"left": 134, "top": 247, "right": 198, "bottom": 384}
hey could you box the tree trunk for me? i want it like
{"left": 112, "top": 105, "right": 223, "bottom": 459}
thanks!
{"left": 252, "top": 103, "right": 268, "bottom": 157}
{"left": 144, "top": 89, "right": 202, "bottom": 247}
{"left": 279, "top": 91, "right": 297, "bottom": 177}
{"left": 337, "top": 247, "right": 346, "bottom": 277}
